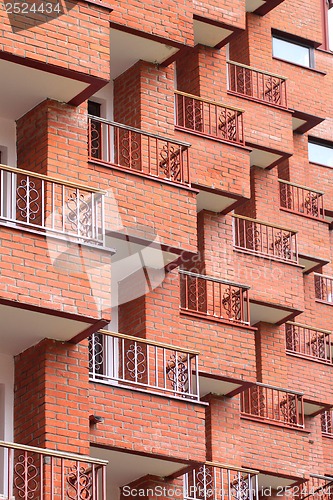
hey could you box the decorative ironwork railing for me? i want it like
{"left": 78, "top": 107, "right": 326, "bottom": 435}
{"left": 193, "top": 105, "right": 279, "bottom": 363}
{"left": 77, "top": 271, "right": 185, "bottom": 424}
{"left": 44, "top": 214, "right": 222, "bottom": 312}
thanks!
{"left": 299, "top": 474, "right": 333, "bottom": 500}
{"left": 279, "top": 180, "right": 325, "bottom": 220}
{"left": 241, "top": 383, "right": 304, "bottom": 428}
{"left": 0, "top": 440, "right": 107, "bottom": 499}
{"left": 314, "top": 273, "right": 333, "bottom": 305}
{"left": 179, "top": 270, "right": 250, "bottom": 325}
{"left": 183, "top": 462, "right": 259, "bottom": 500}
{"left": 88, "top": 116, "right": 191, "bottom": 186}
{"left": 233, "top": 215, "right": 298, "bottom": 264}
{"left": 89, "top": 330, "right": 200, "bottom": 401}
{"left": 227, "top": 61, "right": 288, "bottom": 108}
{"left": 0, "top": 164, "right": 105, "bottom": 245}
{"left": 174, "top": 91, "right": 245, "bottom": 145}
{"left": 321, "top": 411, "right": 333, "bottom": 437}
{"left": 285, "top": 322, "right": 333, "bottom": 364}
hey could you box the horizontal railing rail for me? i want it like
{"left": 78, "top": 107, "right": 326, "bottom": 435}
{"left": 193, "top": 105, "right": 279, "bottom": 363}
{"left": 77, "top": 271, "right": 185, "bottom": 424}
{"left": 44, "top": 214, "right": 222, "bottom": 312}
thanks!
{"left": 183, "top": 463, "right": 259, "bottom": 500}
{"left": 285, "top": 322, "right": 333, "bottom": 364}
{"left": 88, "top": 116, "right": 191, "bottom": 186}
{"left": 0, "top": 163, "right": 105, "bottom": 245}
{"left": 321, "top": 411, "right": 333, "bottom": 437}
{"left": 279, "top": 179, "right": 325, "bottom": 219}
{"left": 89, "top": 330, "right": 200, "bottom": 401}
{"left": 175, "top": 91, "right": 245, "bottom": 145}
{"left": 179, "top": 270, "right": 250, "bottom": 325}
{"left": 241, "top": 383, "right": 304, "bottom": 428}
{"left": 227, "top": 60, "right": 288, "bottom": 108}
{"left": 0, "top": 440, "right": 107, "bottom": 499}
{"left": 314, "top": 273, "right": 333, "bottom": 305}
{"left": 233, "top": 214, "right": 298, "bottom": 263}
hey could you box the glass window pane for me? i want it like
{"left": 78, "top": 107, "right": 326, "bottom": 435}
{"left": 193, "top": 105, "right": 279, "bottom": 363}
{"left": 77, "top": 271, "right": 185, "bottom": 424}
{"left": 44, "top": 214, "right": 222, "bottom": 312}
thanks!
{"left": 308, "top": 142, "right": 333, "bottom": 167}
{"left": 272, "top": 37, "right": 311, "bottom": 67}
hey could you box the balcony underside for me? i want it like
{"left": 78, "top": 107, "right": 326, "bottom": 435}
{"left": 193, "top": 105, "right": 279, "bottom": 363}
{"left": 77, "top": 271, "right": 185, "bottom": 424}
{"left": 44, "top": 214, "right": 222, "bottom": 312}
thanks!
{"left": 250, "top": 300, "right": 302, "bottom": 326}
{"left": 299, "top": 254, "right": 330, "bottom": 274}
{"left": 303, "top": 399, "right": 332, "bottom": 417}
{"left": 292, "top": 110, "right": 325, "bottom": 135}
{"left": 91, "top": 446, "right": 190, "bottom": 496}
{"left": 199, "top": 373, "right": 252, "bottom": 398}
{"left": 0, "top": 56, "right": 103, "bottom": 120}
{"left": 257, "top": 472, "right": 302, "bottom": 490}
{"left": 246, "top": 0, "right": 285, "bottom": 16}
{"left": 248, "top": 143, "right": 291, "bottom": 169}
{"left": 193, "top": 16, "right": 240, "bottom": 49}
{"left": 195, "top": 185, "right": 246, "bottom": 214}
{"left": 0, "top": 300, "right": 108, "bottom": 356}
{"left": 110, "top": 25, "right": 180, "bottom": 79}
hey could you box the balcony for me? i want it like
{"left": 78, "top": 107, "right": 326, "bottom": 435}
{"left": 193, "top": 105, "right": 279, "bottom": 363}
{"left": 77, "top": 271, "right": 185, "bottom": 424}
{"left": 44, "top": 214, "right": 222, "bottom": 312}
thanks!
{"left": 0, "top": 164, "right": 105, "bottom": 246}
{"left": 0, "top": 441, "right": 107, "bottom": 499}
{"left": 314, "top": 273, "right": 333, "bottom": 305}
{"left": 285, "top": 322, "right": 333, "bottom": 365}
{"left": 89, "top": 330, "right": 200, "bottom": 402}
{"left": 179, "top": 270, "right": 250, "bottom": 326}
{"left": 227, "top": 61, "right": 288, "bottom": 109}
{"left": 174, "top": 91, "right": 245, "bottom": 146}
{"left": 279, "top": 180, "right": 325, "bottom": 221}
{"left": 300, "top": 475, "right": 333, "bottom": 499}
{"left": 88, "top": 117, "right": 191, "bottom": 187}
{"left": 183, "top": 463, "right": 259, "bottom": 500}
{"left": 241, "top": 383, "right": 305, "bottom": 429}
{"left": 233, "top": 215, "right": 298, "bottom": 264}
{"left": 322, "top": 411, "right": 333, "bottom": 438}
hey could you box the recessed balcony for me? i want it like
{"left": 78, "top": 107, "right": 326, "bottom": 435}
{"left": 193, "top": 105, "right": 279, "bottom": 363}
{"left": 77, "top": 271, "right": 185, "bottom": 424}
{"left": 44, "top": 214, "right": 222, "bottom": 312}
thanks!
{"left": 232, "top": 215, "right": 298, "bottom": 264}
{"left": 285, "top": 322, "right": 333, "bottom": 365}
{"left": 241, "top": 383, "right": 305, "bottom": 429}
{"left": 182, "top": 463, "right": 259, "bottom": 500}
{"left": 89, "top": 330, "right": 201, "bottom": 402}
{"left": 279, "top": 180, "right": 325, "bottom": 221}
{"left": 174, "top": 91, "right": 245, "bottom": 145}
{"left": 322, "top": 411, "right": 333, "bottom": 438}
{"left": 246, "top": 0, "right": 285, "bottom": 16}
{"left": 179, "top": 270, "right": 251, "bottom": 327}
{"left": 0, "top": 164, "right": 106, "bottom": 246}
{"left": 0, "top": 441, "right": 107, "bottom": 499}
{"left": 88, "top": 116, "right": 191, "bottom": 187}
{"left": 314, "top": 273, "right": 333, "bottom": 306}
{"left": 227, "top": 61, "right": 288, "bottom": 109}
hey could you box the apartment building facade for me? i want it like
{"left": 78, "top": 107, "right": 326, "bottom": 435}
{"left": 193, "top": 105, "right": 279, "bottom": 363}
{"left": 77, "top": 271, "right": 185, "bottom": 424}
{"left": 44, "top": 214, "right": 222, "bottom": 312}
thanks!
{"left": 0, "top": 0, "right": 332, "bottom": 498}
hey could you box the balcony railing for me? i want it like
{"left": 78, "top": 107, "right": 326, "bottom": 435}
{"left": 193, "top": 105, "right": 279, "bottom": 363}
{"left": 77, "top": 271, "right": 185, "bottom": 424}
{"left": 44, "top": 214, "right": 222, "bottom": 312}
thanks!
{"left": 175, "top": 91, "right": 245, "bottom": 145}
{"left": 314, "top": 273, "right": 333, "bottom": 305}
{"left": 88, "top": 116, "right": 191, "bottom": 186}
{"left": 279, "top": 180, "right": 325, "bottom": 220}
{"left": 183, "top": 463, "right": 259, "bottom": 500}
{"left": 321, "top": 411, "right": 333, "bottom": 437}
{"left": 0, "top": 440, "right": 107, "bottom": 499}
{"left": 227, "top": 61, "right": 288, "bottom": 108}
{"left": 285, "top": 322, "right": 333, "bottom": 364}
{"left": 179, "top": 270, "right": 250, "bottom": 325}
{"left": 233, "top": 215, "right": 298, "bottom": 264}
{"left": 300, "top": 475, "right": 333, "bottom": 500}
{"left": 0, "top": 164, "right": 105, "bottom": 245}
{"left": 89, "top": 330, "right": 200, "bottom": 401}
{"left": 241, "top": 383, "right": 304, "bottom": 428}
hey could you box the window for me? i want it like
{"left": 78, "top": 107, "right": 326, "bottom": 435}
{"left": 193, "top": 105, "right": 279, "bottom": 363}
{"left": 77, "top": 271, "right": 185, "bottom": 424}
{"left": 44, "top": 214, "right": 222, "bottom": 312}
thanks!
{"left": 308, "top": 139, "right": 333, "bottom": 167}
{"left": 322, "top": 0, "right": 333, "bottom": 51}
{"left": 272, "top": 34, "right": 314, "bottom": 68}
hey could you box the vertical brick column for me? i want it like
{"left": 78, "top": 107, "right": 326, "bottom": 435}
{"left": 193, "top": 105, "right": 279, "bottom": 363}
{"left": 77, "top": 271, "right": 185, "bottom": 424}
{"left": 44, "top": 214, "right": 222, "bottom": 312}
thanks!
{"left": 14, "top": 338, "right": 90, "bottom": 455}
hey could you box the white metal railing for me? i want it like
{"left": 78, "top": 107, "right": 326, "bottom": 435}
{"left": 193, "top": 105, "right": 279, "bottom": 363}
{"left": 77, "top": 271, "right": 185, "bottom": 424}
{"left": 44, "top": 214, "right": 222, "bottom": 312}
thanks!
{"left": 183, "top": 463, "right": 259, "bottom": 500}
{"left": 89, "top": 331, "right": 200, "bottom": 401}
{"left": 0, "top": 164, "right": 105, "bottom": 245}
{"left": 0, "top": 440, "right": 107, "bottom": 499}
